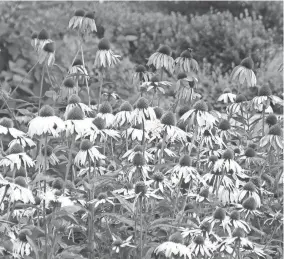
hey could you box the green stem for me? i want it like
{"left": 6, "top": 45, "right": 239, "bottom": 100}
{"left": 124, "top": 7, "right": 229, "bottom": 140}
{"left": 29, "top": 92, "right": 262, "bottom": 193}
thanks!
{"left": 98, "top": 70, "right": 104, "bottom": 111}
{"left": 63, "top": 136, "right": 75, "bottom": 193}
{"left": 81, "top": 45, "right": 90, "bottom": 106}
{"left": 262, "top": 108, "right": 265, "bottom": 137}
{"left": 139, "top": 198, "right": 143, "bottom": 259}
{"left": 158, "top": 132, "right": 166, "bottom": 164}
{"left": 43, "top": 135, "right": 48, "bottom": 259}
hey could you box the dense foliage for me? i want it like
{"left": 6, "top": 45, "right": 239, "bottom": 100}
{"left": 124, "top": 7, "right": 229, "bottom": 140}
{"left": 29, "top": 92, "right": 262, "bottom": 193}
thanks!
{"left": 0, "top": 2, "right": 283, "bottom": 259}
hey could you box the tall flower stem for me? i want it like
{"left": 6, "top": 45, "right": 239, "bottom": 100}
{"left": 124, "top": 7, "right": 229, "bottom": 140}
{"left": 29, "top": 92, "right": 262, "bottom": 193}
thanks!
{"left": 39, "top": 64, "right": 46, "bottom": 109}
{"left": 141, "top": 119, "right": 146, "bottom": 155}
{"left": 88, "top": 156, "right": 95, "bottom": 259}
{"left": 158, "top": 132, "right": 166, "bottom": 164}
{"left": 262, "top": 108, "right": 265, "bottom": 137}
{"left": 63, "top": 135, "right": 75, "bottom": 193}
{"left": 43, "top": 135, "right": 48, "bottom": 259}
{"left": 139, "top": 197, "right": 143, "bottom": 259}
{"left": 98, "top": 70, "right": 104, "bottom": 111}
{"left": 81, "top": 45, "right": 90, "bottom": 106}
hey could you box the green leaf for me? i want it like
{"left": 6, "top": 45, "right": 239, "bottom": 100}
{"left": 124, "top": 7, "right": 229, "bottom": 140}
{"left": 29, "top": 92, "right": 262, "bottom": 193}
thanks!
{"left": 112, "top": 192, "right": 134, "bottom": 214}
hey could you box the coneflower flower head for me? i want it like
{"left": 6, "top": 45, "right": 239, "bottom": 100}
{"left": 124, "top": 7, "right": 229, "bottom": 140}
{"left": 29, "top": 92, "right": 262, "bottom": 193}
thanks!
{"left": 98, "top": 192, "right": 108, "bottom": 200}
{"left": 199, "top": 187, "right": 209, "bottom": 198}
{"left": 161, "top": 111, "right": 176, "bottom": 126}
{"left": 194, "top": 100, "right": 208, "bottom": 112}
{"left": 248, "top": 143, "right": 257, "bottom": 149}
{"left": 85, "top": 11, "right": 95, "bottom": 19}
{"left": 135, "top": 181, "right": 147, "bottom": 195}
{"left": 99, "top": 102, "right": 112, "bottom": 114}
{"left": 43, "top": 42, "right": 55, "bottom": 53}
{"left": 98, "top": 38, "right": 111, "bottom": 50}
{"left": 68, "top": 94, "right": 81, "bottom": 104}
{"left": 135, "top": 65, "right": 146, "bottom": 73}
{"left": 151, "top": 75, "right": 159, "bottom": 83}
{"left": 240, "top": 57, "right": 254, "bottom": 70}
{"left": 9, "top": 143, "right": 24, "bottom": 154}
{"left": 152, "top": 171, "right": 164, "bottom": 182}
{"left": 213, "top": 207, "right": 226, "bottom": 220}
{"left": 136, "top": 97, "right": 149, "bottom": 110}
{"left": 153, "top": 107, "right": 163, "bottom": 119}
{"left": 232, "top": 228, "right": 245, "bottom": 238}
{"left": 209, "top": 155, "right": 218, "bottom": 163}
{"left": 133, "top": 145, "right": 143, "bottom": 152}
{"left": 222, "top": 149, "right": 234, "bottom": 160}
{"left": 234, "top": 148, "right": 241, "bottom": 154}
{"left": 179, "top": 154, "right": 191, "bottom": 167}
{"left": 194, "top": 235, "right": 204, "bottom": 245}
{"left": 0, "top": 117, "right": 14, "bottom": 128}
{"left": 63, "top": 78, "right": 75, "bottom": 89}
{"left": 157, "top": 45, "right": 171, "bottom": 56}
{"left": 120, "top": 101, "right": 133, "bottom": 112}
{"left": 223, "top": 87, "right": 231, "bottom": 93}
{"left": 178, "top": 106, "right": 190, "bottom": 118}
{"left": 169, "top": 232, "right": 183, "bottom": 244}
{"left": 15, "top": 176, "right": 27, "bottom": 188}
{"left": 258, "top": 85, "right": 272, "bottom": 97}
{"left": 242, "top": 197, "right": 257, "bottom": 210}
{"left": 66, "top": 106, "right": 84, "bottom": 120}
{"left": 52, "top": 178, "right": 64, "bottom": 190}
{"left": 268, "top": 125, "right": 282, "bottom": 136}
{"left": 185, "top": 202, "right": 194, "bottom": 211}
{"left": 180, "top": 48, "right": 193, "bottom": 59}
{"left": 218, "top": 119, "right": 231, "bottom": 130}
{"left": 243, "top": 182, "right": 256, "bottom": 192}
{"left": 41, "top": 145, "right": 53, "bottom": 157}
{"left": 132, "top": 152, "right": 146, "bottom": 167}
{"left": 230, "top": 210, "right": 240, "bottom": 220}
{"left": 266, "top": 114, "right": 277, "bottom": 126}
{"left": 80, "top": 139, "right": 92, "bottom": 151}
{"left": 38, "top": 29, "right": 49, "bottom": 40}
{"left": 244, "top": 148, "right": 256, "bottom": 158}
{"left": 74, "top": 9, "right": 85, "bottom": 17}
{"left": 93, "top": 117, "right": 106, "bottom": 130}
{"left": 177, "top": 72, "right": 187, "bottom": 80}
{"left": 31, "top": 32, "right": 38, "bottom": 40}
{"left": 73, "top": 59, "right": 83, "bottom": 66}
{"left": 18, "top": 229, "right": 32, "bottom": 242}
{"left": 235, "top": 94, "right": 247, "bottom": 103}
{"left": 39, "top": 105, "right": 55, "bottom": 117}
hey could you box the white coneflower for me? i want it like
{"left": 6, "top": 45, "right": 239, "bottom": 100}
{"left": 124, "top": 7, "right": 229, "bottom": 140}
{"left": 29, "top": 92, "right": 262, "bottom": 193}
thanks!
{"left": 97, "top": 102, "right": 115, "bottom": 128}
{"left": 64, "top": 94, "right": 92, "bottom": 119}
{"left": 61, "top": 78, "right": 77, "bottom": 99}
{"left": 147, "top": 171, "right": 173, "bottom": 193}
{"left": 175, "top": 72, "right": 199, "bottom": 102}
{"left": 37, "top": 145, "right": 59, "bottom": 170}
{"left": 217, "top": 119, "right": 237, "bottom": 142}
{"left": 131, "top": 97, "right": 156, "bottom": 125}
{"left": 89, "top": 192, "right": 114, "bottom": 208}
{"left": 31, "top": 31, "right": 38, "bottom": 50}
{"left": 227, "top": 94, "right": 248, "bottom": 115}
{"left": 38, "top": 41, "right": 55, "bottom": 66}
{"left": 180, "top": 100, "right": 217, "bottom": 129}
{"left": 74, "top": 139, "right": 105, "bottom": 167}
{"left": 217, "top": 185, "right": 239, "bottom": 205}
{"left": 217, "top": 88, "right": 236, "bottom": 104}
{"left": 112, "top": 235, "right": 135, "bottom": 253}
{"left": 143, "top": 74, "right": 172, "bottom": 95}
{"left": 114, "top": 101, "right": 133, "bottom": 127}
{"left": 188, "top": 235, "right": 216, "bottom": 258}
{"left": 153, "top": 232, "right": 191, "bottom": 259}
{"left": 127, "top": 152, "right": 151, "bottom": 182}
{"left": 28, "top": 105, "right": 65, "bottom": 138}
{"left": 239, "top": 147, "right": 264, "bottom": 166}
{"left": 36, "top": 29, "right": 52, "bottom": 53}
{"left": 224, "top": 210, "right": 251, "bottom": 233}
{"left": 0, "top": 143, "right": 34, "bottom": 170}
{"left": 94, "top": 38, "right": 120, "bottom": 68}
{"left": 251, "top": 85, "right": 283, "bottom": 111}
{"left": 199, "top": 128, "right": 225, "bottom": 150}
{"left": 188, "top": 187, "right": 211, "bottom": 204}
{"left": 170, "top": 155, "right": 201, "bottom": 185}
{"left": 147, "top": 45, "right": 174, "bottom": 73}
{"left": 147, "top": 141, "right": 177, "bottom": 159}
{"left": 230, "top": 57, "right": 256, "bottom": 87}
{"left": 175, "top": 48, "right": 199, "bottom": 74}
{"left": 65, "top": 106, "right": 88, "bottom": 137}
{"left": 8, "top": 230, "right": 32, "bottom": 257}
{"left": 121, "top": 122, "right": 149, "bottom": 142}
{"left": 236, "top": 197, "right": 262, "bottom": 218}
{"left": 133, "top": 65, "right": 153, "bottom": 83}
{"left": 122, "top": 145, "right": 153, "bottom": 163}
{"left": 68, "top": 58, "right": 89, "bottom": 82}
{"left": 81, "top": 11, "right": 97, "bottom": 34}
{"left": 238, "top": 182, "right": 261, "bottom": 207}
{"left": 260, "top": 124, "right": 283, "bottom": 151}
{"left": 203, "top": 207, "right": 230, "bottom": 233}
{"left": 68, "top": 9, "right": 85, "bottom": 30}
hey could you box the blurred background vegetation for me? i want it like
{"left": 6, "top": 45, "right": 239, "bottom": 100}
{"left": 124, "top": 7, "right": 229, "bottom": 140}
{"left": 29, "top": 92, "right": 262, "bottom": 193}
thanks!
{"left": 0, "top": 1, "right": 282, "bottom": 114}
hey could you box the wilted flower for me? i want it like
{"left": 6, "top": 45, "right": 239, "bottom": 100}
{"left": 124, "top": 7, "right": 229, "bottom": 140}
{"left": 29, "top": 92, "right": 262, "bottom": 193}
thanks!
{"left": 133, "top": 65, "right": 153, "bottom": 83}
{"left": 37, "top": 145, "right": 59, "bottom": 170}
{"left": 175, "top": 48, "right": 199, "bottom": 74}
{"left": 114, "top": 101, "right": 133, "bottom": 127}
{"left": 122, "top": 145, "right": 153, "bottom": 163}
{"left": 260, "top": 124, "right": 283, "bottom": 151}
{"left": 68, "top": 58, "right": 89, "bottom": 82}
{"left": 89, "top": 192, "right": 114, "bottom": 208}
{"left": 227, "top": 94, "right": 248, "bottom": 115}
{"left": 224, "top": 210, "right": 251, "bottom": 233}
{"left": 238, "top": 182, "right": 261, "bottom": 207}
{"left": 97, "top": 102, "right": 115, "bottom": 128}
{"left": 35, "top": 29, "right": 52, "bottom": 53}
{"left": 147, "top": 171, "right": 173, "bottom": 193}
{"left": 188, "top": 235, "right": 216, "bottom": 258}
{"left": 64, "top": 94, "right": 92, "bottom": 120}
{"left": 131, "top": 97, "right": 156, "bottom": 124}
{"left": 38, "top": 41, "right": 55, "bottom": 66}
{"left": 217, "top": 88, "right": 236, "bottom": 104}
{"left": 175, "top": 72, "right": 199, "bottom": 102}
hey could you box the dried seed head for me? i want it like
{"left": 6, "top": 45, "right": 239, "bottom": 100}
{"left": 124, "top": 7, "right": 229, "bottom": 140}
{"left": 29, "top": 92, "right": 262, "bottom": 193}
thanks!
{"left": 136, "top": 97, "right": 149, "bottom": 110}
{"left": 209, "top": 155, "right": 218, "bottom": 163}
{"left": 268, "top": 124, "right": 282, "bottom": 136}
{"left": 135, "top": 65, "right": 146, "bottom": 73}
{"left": 240, "top": 57, "right": 254, "bottom": 70}
{"left": 152, "top": 171, "right": 164, "bottom": 182}
{"left": 177, "top": 72, "right": 187, "bottom": 80}
{"left": 242, "top": 197, "right": 257, "bottom": 211}
{"left": 52, "top": 178, "right": 64, "bottom": 190}
{"left": 66, "top": 106, "right": 84, "bottom": 120}
{"left": 93, "top": 117, "right": 106, "bottom": 130}
{"left": 193, "top": 100, "right": 208, "bottom": 112}
{"left": 74, "top": 9, "right": 85, "bottom": 17}
{"left": 80, "top": 139, "right": 92, "bottom": 151}
{"left": 235, "top": 94, "right": 247, "bottom": 103}
{"left": 258, "top": 86, "right": 272, "bottom": 97}
{"left": 222, "top": 149, "right": 234, "bottom": 160}
{"left": 180, "top": 49, "right": 193, "bottom": 59}
{"left": 244, "top": 148, "right": 256, "bottom": 158}
{"left": 98, "top": 38, "right": 110, "bottom": 50}
{"left": 218, "top": 119, "right": 231, "bottom": 131}
{"left": 179, "top": 154, "right": 191, "bottom": 167}
{"left": 161, "top": 111, "right": 176, "bottom": 126}
{"left": 41, "top": 145, "right": 53, "bottom": 157}
{"left": 243, "top": 182, "right": 256, "bottom": 192}
{"left": 169, "top": 232, "right": 183, "bottom": 244}
{"left": 38, "top": 29, "right": 49, "bottom": 40}
{"left": 266, "top": 114, "right": 277, "bottom": 126}
{"left": 99, "top": 102, "right": 112, "bottom": 114}
{"left": 63, "top": 78, "right": 75, "bottom": 89}
{"left": 178, "top": 106, "right": 190, "bottom": 118}
{"left": 72, "top": 59, "right": 83, "bottom": 66}
{"left": 230, "top": 210, "right": 240, "bottom": 220}
{"left": 0, "top": 117, "right": 14, "bottom": 128}
{"left": 133, "top": 145, "right": 143, "bottom": 152}
{"left": 134, "top": 181, "right": 147, "bottom": 195}
{"left": 68, "top": 94, "right": 81, "bottom": 104}
{"left": 84, "top": 11, "right": 95, "bottom": 19}
{"left": 39, "top": 105, "right": 55, "bottom": 117}
{"left": 199, "top": 187, "right": 209, "bottom": 198}
{"left": 193, "top": 235, "right": 204, "bottom": 245}
{"left": 15, "top": 176, "right": 27, "bottom": 188}
{"left": 132, "top": 152, "right": 146, "bottom": 167}
{"left": 153, "top": 107, "right": 163, "bottom": 119}
{"left": 9, "top": 143, "right": 24, "bottom": 154}
{"left": 157, "top": 45, "right": 171, "bottom": 56}
{"left": 43, "top": 42, "right": 55, "bottom": 53}
{"left": 232, "top": 227, "right": 245, "bottom": 238}
{"left": 120, "top": 101, "right": 133, "bottom": 112}
{"left": 213, "top": 207, "right": 226, "bottom": 221}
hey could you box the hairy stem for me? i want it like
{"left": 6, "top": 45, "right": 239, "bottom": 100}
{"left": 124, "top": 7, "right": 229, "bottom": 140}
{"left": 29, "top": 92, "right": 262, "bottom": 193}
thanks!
{"left": 39, "top": 64, "right": 45, "bottom": 109}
